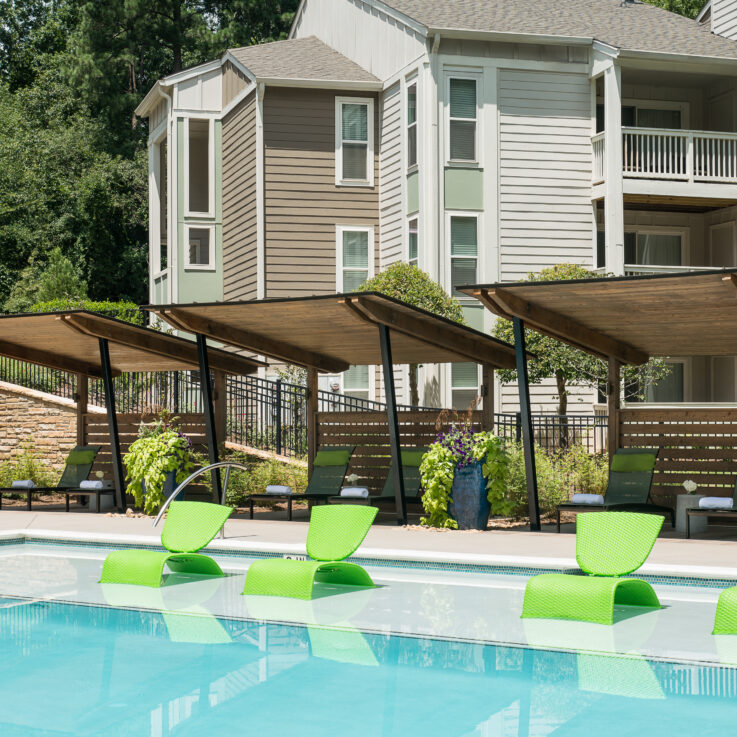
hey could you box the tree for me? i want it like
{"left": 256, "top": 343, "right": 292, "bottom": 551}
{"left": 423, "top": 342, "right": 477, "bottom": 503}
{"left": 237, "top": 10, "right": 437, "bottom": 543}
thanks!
{"left": 642, "top": 0, "right": 704, "bottom": 18}
{"left": 358, "top": 262, "right": 465, "bottom": 406}
{"left": 492, "top": 263, "right": 671, "bottom": 416}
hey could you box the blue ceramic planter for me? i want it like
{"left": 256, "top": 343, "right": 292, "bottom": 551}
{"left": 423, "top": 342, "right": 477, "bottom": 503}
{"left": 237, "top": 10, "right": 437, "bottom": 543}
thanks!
{"left": 448, "top": 461, "right": 490, "bottom": 530}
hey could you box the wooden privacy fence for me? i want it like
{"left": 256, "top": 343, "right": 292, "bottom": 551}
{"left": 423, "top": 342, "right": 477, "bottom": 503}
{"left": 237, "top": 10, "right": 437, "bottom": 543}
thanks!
{"left": 84, "top": 412, "right": 207, "bottom": 480}
{"left": 316, "top": 410, "right": 484, "bottom": 494}
{"left": 620, "top": 408, "right": 737, "bottom": 507}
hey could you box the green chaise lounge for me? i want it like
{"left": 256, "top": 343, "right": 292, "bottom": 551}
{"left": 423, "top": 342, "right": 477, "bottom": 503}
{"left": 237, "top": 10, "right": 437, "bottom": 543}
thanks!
{"left": 556, "top": 447, "right": 674, "bottom": 532}
{"left": 0, "top": 445, "right": 104, "bottom": 511}
{"left": 249, "top": 446, "right": 354, "bottom": 520}
{"left": 328, "top": 448, "right": 428, "bottom": 508}
{"left": 242, "top": 504, "right": 378, "bottom": 600}
{"left": 713, "top": 585, "right": 737, "bottom": 634}
{"left": 522, "top": 511, "right": 663, "bottom": 625}
{"left": 100, "top": 501, "right": 232, "bottom": 587}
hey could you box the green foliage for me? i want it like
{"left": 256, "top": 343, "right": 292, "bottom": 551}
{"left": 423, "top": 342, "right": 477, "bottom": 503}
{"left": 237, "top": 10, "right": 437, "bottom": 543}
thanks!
{"left": 492, "top": 264, "right": 672, "bottom": 414}
{"left": 641, "top": 0, "right": 703, "bottom": 19}
{"left": 28, "top": 298, "right": 145, "bottom": 325}
{"left": 123, "top": 414, "right": 195, "bottom": 513}
{"left": 419, "top": 427, "right": 511, "bottom": 528}
{"left": 0, "top": 441, "right": 57, "bottom": 488}
{"left": 500, "top": 444, "right": 609, "bottom": 519}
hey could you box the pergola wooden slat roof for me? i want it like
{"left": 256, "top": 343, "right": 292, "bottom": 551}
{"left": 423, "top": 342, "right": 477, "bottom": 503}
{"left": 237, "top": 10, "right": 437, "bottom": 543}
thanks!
{"left": 0, "top": 311, "right": 263, "bottom": 376}
{"left": 147, "top": 292, "right": 520, "bottom": 370}
{"left": 461, "top": 269, "right": 737, "bottom": 365}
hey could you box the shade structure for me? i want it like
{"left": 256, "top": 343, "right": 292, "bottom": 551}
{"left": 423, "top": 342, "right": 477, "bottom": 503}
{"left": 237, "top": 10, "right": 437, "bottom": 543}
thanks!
{"left": 146, "top": 291, "right": 519, "bottom": 372}
{"left": 460, "top": 268, "right": 737, "bottom": 365}
{"left": 0, "top": 310, "right": 263, "bottom": 377}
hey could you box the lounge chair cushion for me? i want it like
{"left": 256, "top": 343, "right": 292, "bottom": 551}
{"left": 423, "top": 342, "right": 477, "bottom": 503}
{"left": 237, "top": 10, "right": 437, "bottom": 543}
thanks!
{"left": 67, "top": 449, "right": 98, "bottom": 465}
{"left": 610, "top": 452, "right": 656, "bottom": 473}
{"left": 314, "top": 449, "right": 352, "bottom": 467}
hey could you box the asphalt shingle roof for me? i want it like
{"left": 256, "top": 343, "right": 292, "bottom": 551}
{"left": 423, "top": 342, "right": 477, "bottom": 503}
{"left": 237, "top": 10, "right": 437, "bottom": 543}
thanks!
{"left": 385, "top": 0, "right": 737, "bottom": 60}
{"left": 229, "top": 36, "right": 379, "bottom": 82}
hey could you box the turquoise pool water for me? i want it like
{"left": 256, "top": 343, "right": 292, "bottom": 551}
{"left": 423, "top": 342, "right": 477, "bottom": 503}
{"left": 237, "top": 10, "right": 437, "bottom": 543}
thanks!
{"left": 1, "top": 597, "right": 735, "bottom": 737}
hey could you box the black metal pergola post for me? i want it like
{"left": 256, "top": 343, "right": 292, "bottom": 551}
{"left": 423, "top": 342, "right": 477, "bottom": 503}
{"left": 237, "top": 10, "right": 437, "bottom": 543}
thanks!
{"left": 196, "top": 333, "right": 222, "bottom": 502}
{"left": 98, "top": 338, "right": 126, "bottom": 510}
{"left": 512, "top": 317, "right": 540, "bottom": 531}
{"left": 378, "top": 324, "right": 406, "bottom": 525}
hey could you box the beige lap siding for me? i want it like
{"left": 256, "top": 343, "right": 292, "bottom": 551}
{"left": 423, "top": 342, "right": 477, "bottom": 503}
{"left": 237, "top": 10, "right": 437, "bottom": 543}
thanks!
{"left": 222, "top": 90, "right": 259, "bottom": 301}
{"left": 263, "top": 87, "right": 379, "bottom": 297}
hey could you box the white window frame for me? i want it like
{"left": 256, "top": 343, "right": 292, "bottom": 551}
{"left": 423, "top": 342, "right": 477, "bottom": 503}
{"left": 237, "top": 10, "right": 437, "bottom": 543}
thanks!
{"left": 446, "top": 211, "right": 481, "bottom": 300}
{"left": 595, "top": 97, "right": 691, "bottom": 130}
{"left": 405, "top": 79, "right": 418, "bottom": 172}
{"left": 445, "top": 74, "right": 480, "bottom": 166}
{"left": 407, "top": 216, "right": 419, "bottom": 266}
{"left": 184, "top": 223, "right": 216, "bottom": 271}
{"left": 644, "top": 357, "right": 691, "bottom": 404}
{"left": 451, "top": 362, "right": 481, "bottom": 410}
{"left": 184, "top": 116, "right": 215, "bottom": 217}
{"left": 335, "top": 97, "right": 375, "bottom": 187}
{"left": 336, "top": 225, "right": 375, "bottom": 292}
{"left": 598, "top": 225, "right": 690, "bottom": 268}
{"left": 152, "top": 127, "right": 169, "bottom": 278}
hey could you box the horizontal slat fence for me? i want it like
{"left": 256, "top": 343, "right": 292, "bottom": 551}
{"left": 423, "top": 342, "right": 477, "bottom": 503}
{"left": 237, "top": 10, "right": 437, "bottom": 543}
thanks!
{"left": 620, "top": 409, "right": 737, "bottom": 507}
{"left": 316, "top": 410, "right": 483, "bottom": 494}
{"left": 84, "top": 412, "right": 207, "bottom": 481}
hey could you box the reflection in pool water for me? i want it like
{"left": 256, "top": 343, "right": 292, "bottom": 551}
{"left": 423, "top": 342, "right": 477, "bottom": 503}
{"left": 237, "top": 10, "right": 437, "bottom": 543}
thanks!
{"left": 0, "top": 597, "right": 735, "bottom": 737}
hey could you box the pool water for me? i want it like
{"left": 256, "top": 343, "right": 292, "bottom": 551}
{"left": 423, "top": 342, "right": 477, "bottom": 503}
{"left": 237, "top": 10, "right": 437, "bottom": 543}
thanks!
{"left": 0, "top": 597, "right": 735, "bottom": 737}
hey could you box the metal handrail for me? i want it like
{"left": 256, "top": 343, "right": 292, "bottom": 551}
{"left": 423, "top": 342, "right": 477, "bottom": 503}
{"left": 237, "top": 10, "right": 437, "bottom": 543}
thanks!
{"left": 152, "top": 461, "right": 249, "bottom": 529}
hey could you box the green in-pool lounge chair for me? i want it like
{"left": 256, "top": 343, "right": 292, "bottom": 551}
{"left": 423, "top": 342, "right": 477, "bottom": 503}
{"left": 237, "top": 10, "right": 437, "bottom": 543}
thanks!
{"left": 522, "top": 512, "right": 663, "bottom": 625}
{"left": 0, "top": 445, "right": 104, "bottom": 511}
{"left": 100, "top": 501, "right": 232, "bottom": 587}
{"left": 249, "top": 446, "right": 354, "bottom": 520}
{"left": 328, "top": 448, "right": 428, "bottom": 507}
{"left": 242, "top": 504, "right": 377, "bottom": 600}
{"left": 713, "top": 585, "right": 737, "bottom": 634}
{"left": 556, "top": 448, "right": 674, "bottom": 532}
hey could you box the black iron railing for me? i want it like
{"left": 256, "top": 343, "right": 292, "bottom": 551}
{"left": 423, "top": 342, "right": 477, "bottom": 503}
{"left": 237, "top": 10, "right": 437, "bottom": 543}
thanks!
{"left": 494, "top": 412, "right": 607, "bottom": 454}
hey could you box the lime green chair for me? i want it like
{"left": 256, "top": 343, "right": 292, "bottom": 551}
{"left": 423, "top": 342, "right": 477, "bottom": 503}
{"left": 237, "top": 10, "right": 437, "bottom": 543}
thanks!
{"left": 713, "top": 587, "right": 737, "bottom": 634}
{"left": 522, "top": 512, "right": 663, "bottom": 625}
{"left": 100, "top": 501, "right": 233, "bottom": 588}
{"left": 242, "top": 505, "right": 378, "bottom": 600}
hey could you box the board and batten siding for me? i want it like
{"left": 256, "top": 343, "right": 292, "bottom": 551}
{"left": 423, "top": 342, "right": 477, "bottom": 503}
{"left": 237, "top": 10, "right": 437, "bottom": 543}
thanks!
{"left": 379, "top": 82, "right": 403, "bottom": 268}
{"left": 222, "top": 60, "right": 250, "bottom": 108}
{"left": 222, "top": 90, "right": 258, "bottom": 301}
{"left": 498, "top": 69, "right": 593, "bottom": 281}
{"left": 263, "top": 87, "right": 379, "bottom": 297}
{"left": 713, "top": 0, "right": 737, "bottom": 40}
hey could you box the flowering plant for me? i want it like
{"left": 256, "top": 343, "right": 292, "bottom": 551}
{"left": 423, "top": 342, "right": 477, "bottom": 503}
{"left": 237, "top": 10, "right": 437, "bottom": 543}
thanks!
{"left": 420, "top": 426, "right": 510, "bottom": 528}
{"left": 683, "top": 479, "right": 699, "bottom": 495}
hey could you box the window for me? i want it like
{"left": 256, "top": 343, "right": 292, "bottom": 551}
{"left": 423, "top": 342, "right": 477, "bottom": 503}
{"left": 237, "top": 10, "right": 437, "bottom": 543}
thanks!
{"left": 452, "top": 363, "right": 480, "bottom": 410}
{"left": 448, "top": 78, "right": 477, "bottom": 162}
{"left": 185, "top": 225, "right": 214, "bottom": 270}
{"left": 407, "top": 82, "right": 417, "bottom": 169}
{"left": 156, "top": 137, "right": 168, "bottom": 272}
{"left": 186, "top": 119, "right": 212, "bottom": 214}
{"left": 596, "top": 103, "right": 682, "bottom": 133}
{"left": 596, "top": 229, "right": 605, "bottom": 270}
{"left": 343, "top": 365, "right": 370, "bottom": 401}
{"left": 626, "top": 233, "right": 683, "bottom": 266}
{"left": 646, "top": 361, "right": 685, "bottom": 403}
{"left": 450, "top": 215, "right": 478, "bottom": 296}
{"left": 337, "top": 226, "right": 373, "bottom": 292}
{"left": 408, "top": 218, "right": 418, "bottom": 266}
{"left": 336, "top": 98, "right": 374, "bottom": 186}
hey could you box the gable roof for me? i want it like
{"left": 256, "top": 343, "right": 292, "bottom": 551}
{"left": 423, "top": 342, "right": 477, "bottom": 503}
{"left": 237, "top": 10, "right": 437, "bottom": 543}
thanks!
{"left": 229, "top": 36, "right": 379, "bottom": 83}
{"left": 383, "top": 0, "right": 737, "bottom": 60}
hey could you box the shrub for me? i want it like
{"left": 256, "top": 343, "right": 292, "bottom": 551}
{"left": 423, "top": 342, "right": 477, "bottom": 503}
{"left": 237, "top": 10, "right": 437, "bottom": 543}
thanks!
{"left": 0, "top": 442, "right": 57, "bottom": 489}
{"left": 28, "top": 298, "right": 145, "bottom": 325}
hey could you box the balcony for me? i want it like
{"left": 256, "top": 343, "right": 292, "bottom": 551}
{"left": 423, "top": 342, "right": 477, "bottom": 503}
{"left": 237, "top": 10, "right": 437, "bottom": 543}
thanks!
{"left": 593, "top": 127, "right": 737, "bottom": 191}
{"left": 594, "top": 264, "right": 718, "bottom": 277}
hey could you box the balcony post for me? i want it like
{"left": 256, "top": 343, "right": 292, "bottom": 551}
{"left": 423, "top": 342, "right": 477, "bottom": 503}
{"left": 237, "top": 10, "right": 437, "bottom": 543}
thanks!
{"left": 604, "top": 62, "right": 625, "bottom": 276}
{"left": 686, "top": 133, "right": 694, "bottom": 184}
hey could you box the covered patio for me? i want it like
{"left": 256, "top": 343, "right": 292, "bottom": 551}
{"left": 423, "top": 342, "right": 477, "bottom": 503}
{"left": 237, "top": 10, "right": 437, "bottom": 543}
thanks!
{"left": 462, "top": 268, "right": 737, "bottom": 534}
{"left": 148, "top": 292, "right": 524, "bottom": 524}
{"left": 0, "top": 310, "right": 262, "bottom": 509}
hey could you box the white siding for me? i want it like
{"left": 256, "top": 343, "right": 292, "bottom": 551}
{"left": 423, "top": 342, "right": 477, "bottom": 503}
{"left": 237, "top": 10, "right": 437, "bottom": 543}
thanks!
{"left": 498, "top": 69, "right": 593, "bottom": 281}
{"left": 713, "top": 0, "right": 737, "bottom": 39}
{"left": 175, "top": 68, "right": 222, "bottom": 111}
{"left": 500, "top": 381, "right": 597, "bottom": 415}
{"left": 379, "top": 82, "right": 403, "bottom": 268}
{"left": 292, "top": 0, "right": 426, "bottom": 80}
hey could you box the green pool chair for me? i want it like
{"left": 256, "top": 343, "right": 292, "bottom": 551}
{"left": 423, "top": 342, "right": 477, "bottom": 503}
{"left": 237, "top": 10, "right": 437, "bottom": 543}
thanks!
{"left": 556, "top": 447, "right": 674, "bottom": 532}
{"left": 100, "top": 501, "right": 233, "bottom": 588}
{"left": 712, "top": 587, "right": 737, "bottom": 634}
{"left": 242, "top": 504, "right": 378, "bottom": 600}
{"left": 522, "top": 511, "right": 663, "bottom": 625}
{"left": 249, "top": 446, "right": 355, "bottom": 520}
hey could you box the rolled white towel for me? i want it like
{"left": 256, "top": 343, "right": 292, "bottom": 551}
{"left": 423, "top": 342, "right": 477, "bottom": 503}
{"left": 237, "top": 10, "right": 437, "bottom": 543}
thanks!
{"left": 265, "top": 485, "right": 292, "bottom": 495}
{"left": 11, "top": 480, "right": 34, "bottom": 489}
{"left": 571, "top": 493, "right": 605, "bottom": 506}
{"left": 79, "top": 480, "right": 104, "bottom": 490}
{"left": 340, "top": 486, "right": 369, "bottom": 499}
{"left": 698, "top": 497, "right": 734, "bottom": 510}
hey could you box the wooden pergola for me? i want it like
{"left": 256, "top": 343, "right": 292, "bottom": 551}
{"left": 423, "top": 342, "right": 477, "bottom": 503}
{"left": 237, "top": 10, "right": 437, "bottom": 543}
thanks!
{"left": 148, "top": 292, "right": 522, "bottom": 524}
{"left": 0, "top": 311, "right": 262, "bottom": 508}
{"left": 462, "top": 268, "right": 737, "bottom": 524}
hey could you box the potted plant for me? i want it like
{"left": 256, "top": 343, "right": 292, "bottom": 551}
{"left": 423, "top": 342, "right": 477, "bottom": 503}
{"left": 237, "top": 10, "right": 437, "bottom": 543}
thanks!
{"left": 123, "top": 412, "right": 195, "bottom": 515}
{"left": 420, "top": 425, "right": 510, "bottom": 530}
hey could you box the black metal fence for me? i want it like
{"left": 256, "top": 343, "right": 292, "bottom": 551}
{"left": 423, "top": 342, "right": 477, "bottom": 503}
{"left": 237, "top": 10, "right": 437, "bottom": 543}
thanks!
{"left": 0, "top": 356, "right": 608, "bottom": 458}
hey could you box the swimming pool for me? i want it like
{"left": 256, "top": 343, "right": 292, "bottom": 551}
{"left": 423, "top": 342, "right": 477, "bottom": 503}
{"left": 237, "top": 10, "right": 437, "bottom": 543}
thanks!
{"left": 1, "top": 596, "right": 735, "bottom": 737}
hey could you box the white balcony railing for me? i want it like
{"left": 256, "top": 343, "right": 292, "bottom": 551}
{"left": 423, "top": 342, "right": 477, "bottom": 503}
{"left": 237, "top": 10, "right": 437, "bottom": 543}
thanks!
{"left": 593, "top": 127, "right": 737, "bottom": 185}
{"left": 622, "top": 264, "right": 718, "bottom": 277}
